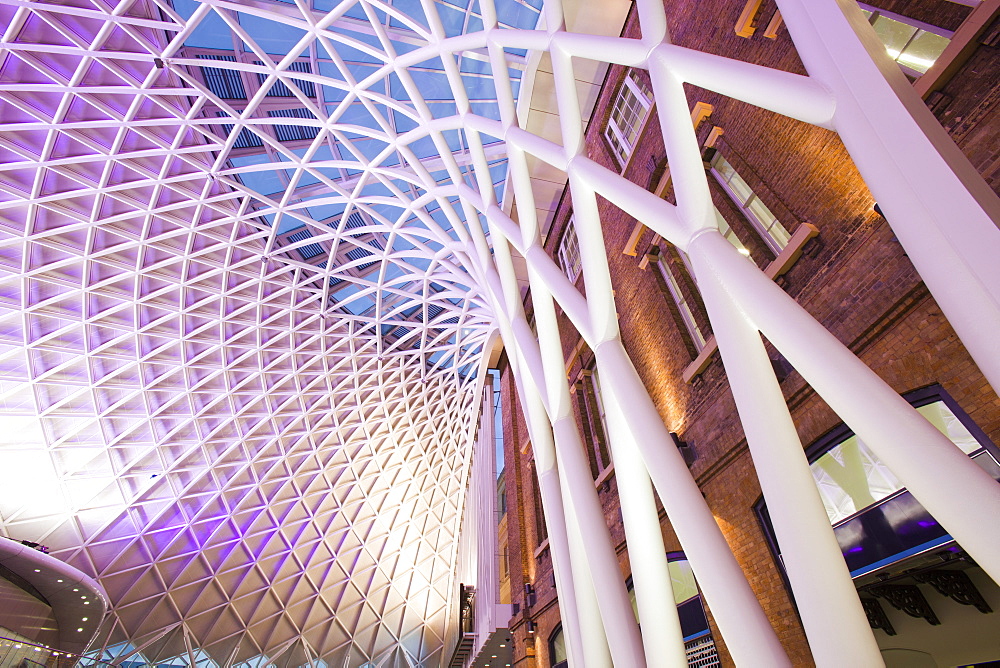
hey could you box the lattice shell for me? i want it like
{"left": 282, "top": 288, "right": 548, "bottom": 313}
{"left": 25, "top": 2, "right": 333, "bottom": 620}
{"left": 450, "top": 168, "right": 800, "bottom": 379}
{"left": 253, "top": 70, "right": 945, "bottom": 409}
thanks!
{"left": 0, "top": 0, "right": 528, "bottom": 664}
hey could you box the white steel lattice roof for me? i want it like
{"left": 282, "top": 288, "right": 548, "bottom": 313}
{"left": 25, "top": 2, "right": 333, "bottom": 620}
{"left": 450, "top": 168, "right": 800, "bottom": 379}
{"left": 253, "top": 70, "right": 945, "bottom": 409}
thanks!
{"left": 0, "top": 0, "right": 541, "bottom": 664}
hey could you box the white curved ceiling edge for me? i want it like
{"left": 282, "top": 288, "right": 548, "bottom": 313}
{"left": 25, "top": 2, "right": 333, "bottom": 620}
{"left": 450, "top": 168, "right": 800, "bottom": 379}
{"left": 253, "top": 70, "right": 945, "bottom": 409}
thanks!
{"left": 0, "top": 536, "right": 109, "bottom": 655}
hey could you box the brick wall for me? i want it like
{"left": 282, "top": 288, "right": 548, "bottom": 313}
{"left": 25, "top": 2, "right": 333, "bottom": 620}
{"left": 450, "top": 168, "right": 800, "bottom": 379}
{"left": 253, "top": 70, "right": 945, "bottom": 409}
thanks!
{"left": 500, "top": 0, "right": 1000, "bottom": 666}
{"left": 499, "top": 354, "right": 537, "bottom": 667}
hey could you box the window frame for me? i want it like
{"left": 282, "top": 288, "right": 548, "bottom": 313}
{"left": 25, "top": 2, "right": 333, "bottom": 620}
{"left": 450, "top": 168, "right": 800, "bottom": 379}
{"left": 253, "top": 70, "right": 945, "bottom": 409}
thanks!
{"left": 604, "top": 72, "right": 654, "bottom": 167}
{"left": 574, "top": 367, "right": 613, "bottom": 480}
{"left": 548, "top": 624, "right": 567, "bottom": 668}
{"left": 654, "top": 251, "right": 708, "bottom": 353}
{"left": 528, "top": 458, "right": 548, "bottom": 546}
{"left": 754, "top": 384, "right": 1000, "bottom": 582}
{"left": 497, "top": 475, "right": 507, "bottom": 519}
{"left": 626, "top": 552, "right": 715, "bottom": 644}
{"left": 254, "top": 59, "right": 316, "bottom": 98}
{"left": 557, "top": 216, "right": 583, "bottom": 282}
{"left": 803, "top": 385, "right": 1000, "bottom": 479}
{"left": 857, "top": 3, "right": 953, "bottom": 77}
{"left": 712, "top": 207, "right": 753, "bottom": 259}
{"left": 709, "top": 151, "right": 791, "bottom": 256}
{"left": 285, "top": 228, "right": 326, "bottom": 260}
{"left": 268, "top": 108, "right": 320, "bottom": 143}
{"left": 196, "top": 54, "right": 246, "bottom": 100}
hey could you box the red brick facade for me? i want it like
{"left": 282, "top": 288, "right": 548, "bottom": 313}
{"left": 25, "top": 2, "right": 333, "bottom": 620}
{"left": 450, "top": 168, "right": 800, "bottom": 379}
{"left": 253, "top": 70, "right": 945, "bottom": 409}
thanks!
{"left": 499, "top": 1, "right": 1000, "bottom": 666}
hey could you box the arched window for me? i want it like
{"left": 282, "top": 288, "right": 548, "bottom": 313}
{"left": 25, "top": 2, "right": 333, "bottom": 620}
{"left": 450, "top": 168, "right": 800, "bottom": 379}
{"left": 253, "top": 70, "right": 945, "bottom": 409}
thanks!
{"left": 548, "top": 624, "right": 567, "bottom": 668}
{"left": 626, "top": 553, "right": 721, "bottom": 664}
{"left": 627, "top": 553, "right": 711, "bottom": 642}
{"left": 665, "top": 553, "right": 712, "bottom": 642}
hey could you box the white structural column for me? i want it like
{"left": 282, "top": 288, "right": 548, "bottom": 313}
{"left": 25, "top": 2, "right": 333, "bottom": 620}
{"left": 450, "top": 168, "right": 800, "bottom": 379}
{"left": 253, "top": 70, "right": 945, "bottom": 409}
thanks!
{"left": 776, "top": 0, "right": 1000, "bottom": 395}
{"left": 600, "top": 386, "right": 688, "bottom": 667}
{"left": 540, "top": 41, "right": 688, "bottom": 648}
{"left": 557, "top": 469, "right": 614, "bottom": 668}
{"left": 529, "top": 261, "right": 647, "bottom": 668}
{"left": 522, "top": 372, "right": 609, "bottom": 668}
{"left": 521, "top": 374, "right": 597, "bottom": 668}
{"left": 480, "top": 241, "right": 596, "bottom": 667}
{"left": 567, "top": 155, "right": 790, "bottom": 663}
{"left": 479, "top": 106, "right": 612, "bottom": 663}
{"left": 691, "top": 231, "right": 884, "bottom": 667}
{"left": 481, "top": 199, "right": 617, "bottom": 666}
{"left": 547, "top": 414, "right": 646, "bottom": 668}
{"left": 694, "top": 229, "right": 1000, "bottom": 585}
{"left": 560, "top": 178, "right": 684, "bottom": 667}
{"left": 538, "top": 471, "right": 614, "bottom": 668}
{"left": 593, "top": 340, "right": 793, "bottom": 668}
{"left": 487, "top": 27, "right": 648, "bottom": 662}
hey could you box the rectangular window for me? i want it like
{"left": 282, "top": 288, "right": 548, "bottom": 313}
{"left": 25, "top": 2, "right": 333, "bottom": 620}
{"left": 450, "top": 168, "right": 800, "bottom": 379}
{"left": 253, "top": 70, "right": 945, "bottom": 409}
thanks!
{"left": 285, "top": 228, "right": 325, "bottom": 260}
{"left": 713, "top": 207, "right": 752, "bottom": 259}
{"left": 605, "top": 72, "right": 653, "bottom": 167}
{"left": 557, "top": 217, "right": 583, "bottom": 282}
{"left": 588, "top": 368, "right": 609, "bottom": 446}
{"left": 710, "top": 152, "right": 791, "bottom": 255}
{"left": 656, "top": 254, "right": 708, "bottom": 352}
{"left": 529, "top": 462, "right": 548, "bottom": 544}
{"left": 858, "top": 4, "right": 952, "bottom": 76}
{"left": 497, "top": 477, "right": 507, "bottom": 519}
{"left": 811, "top": 399, "right": 998, "bottom": 525}
{"left": 756, "top": 387, "right": 1000, "bottom": 579}
{"left": 646, "top": 189, "right": 747, "bottom": 270}
{"left": 344, "top": 211, "right": 368, "bottom": 230}
{"left": 576, "top": 368, "right": 612, "bottom": 479}
{"left": 345, "top": 246, "right": 378, "bottom": 271}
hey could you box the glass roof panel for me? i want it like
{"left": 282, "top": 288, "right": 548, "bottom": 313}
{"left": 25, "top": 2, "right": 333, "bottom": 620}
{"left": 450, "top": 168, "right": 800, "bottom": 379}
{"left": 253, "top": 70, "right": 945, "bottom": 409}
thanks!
{"left": 0, "top": 0, "right": 544, "bottom": 663}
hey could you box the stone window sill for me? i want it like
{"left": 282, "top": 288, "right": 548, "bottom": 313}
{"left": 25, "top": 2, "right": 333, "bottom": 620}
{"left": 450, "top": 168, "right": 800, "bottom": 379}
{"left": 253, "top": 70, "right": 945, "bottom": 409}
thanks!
{"left": 533, "top": 538, "right": 550, "bottom": 560}
{"left": 595, "top": 463, "right": 615, "bottom": 488}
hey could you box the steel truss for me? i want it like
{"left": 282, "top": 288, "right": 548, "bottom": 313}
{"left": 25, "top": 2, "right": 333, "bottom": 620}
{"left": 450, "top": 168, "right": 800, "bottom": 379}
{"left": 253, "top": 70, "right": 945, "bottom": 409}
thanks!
{"left": 0, "top": 0, "right": 998, "bottom": 666}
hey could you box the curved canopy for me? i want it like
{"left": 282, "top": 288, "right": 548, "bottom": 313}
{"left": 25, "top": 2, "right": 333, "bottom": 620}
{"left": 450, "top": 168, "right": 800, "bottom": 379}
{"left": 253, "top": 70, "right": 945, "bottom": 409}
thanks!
{"left": 0, "top": 0, "right": 542, "bottom": 664}
{"left": 8, "top": 0, "right": 998, "bottom": 666}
